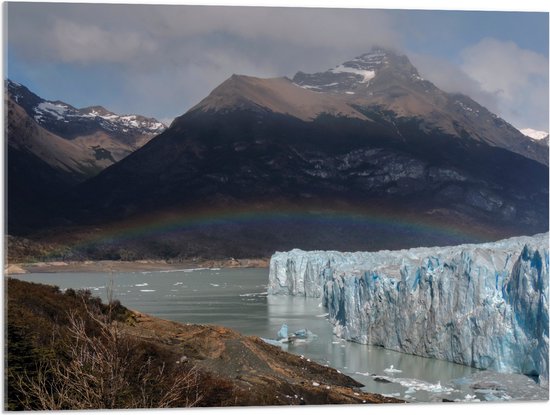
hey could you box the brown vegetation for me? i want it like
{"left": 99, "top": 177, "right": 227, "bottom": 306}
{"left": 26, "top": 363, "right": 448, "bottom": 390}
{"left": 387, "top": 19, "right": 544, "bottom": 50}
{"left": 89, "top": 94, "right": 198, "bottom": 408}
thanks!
{"left": 6, "top": 279, "right": 202, "bottom": 410}
{"left": 6, "top": 278, "right": 402, "bottom": 410}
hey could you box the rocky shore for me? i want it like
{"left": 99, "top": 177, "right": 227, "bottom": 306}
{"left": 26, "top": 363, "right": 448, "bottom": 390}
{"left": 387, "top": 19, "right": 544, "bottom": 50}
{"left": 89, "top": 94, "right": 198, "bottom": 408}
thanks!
{"left": 4, "top": 257, "right": 269, "bottom": 275}
{"left": 125, "top": 310, "right": 403, "bottom": 405}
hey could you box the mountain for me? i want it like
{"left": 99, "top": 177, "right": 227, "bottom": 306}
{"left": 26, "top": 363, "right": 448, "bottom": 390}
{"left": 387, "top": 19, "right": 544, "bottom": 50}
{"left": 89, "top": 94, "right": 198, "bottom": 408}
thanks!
{"left": 7, "top": 96, "right": 114, "bottom": 180}
{"left": 293, "top": 48, "right": 547, "bottom": 166}
{"left": 5, "top": 80, "right": 166, "bottom": 233}
{"left": 16, "top": 48, "right": 549, "bottom": 259}
{"left": 6, "top": 80, "right": 166, "bottom": 168}
{"left": 6, "top": 97, "right": 79, "bottom": 232}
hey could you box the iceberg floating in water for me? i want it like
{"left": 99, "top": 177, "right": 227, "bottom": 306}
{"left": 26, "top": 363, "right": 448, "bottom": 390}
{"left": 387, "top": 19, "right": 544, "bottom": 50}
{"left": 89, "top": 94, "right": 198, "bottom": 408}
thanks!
{"left": 268, "top": 233, "right": 549, "bottom": 387}
{"left": 277, "top": 323, "right": 289, "bottom": 339}
{"left": 383, "top": 365, "right": 402, "bottom": 374}
{"left": 271, "top": 324, "right": 318, "bottom": 344}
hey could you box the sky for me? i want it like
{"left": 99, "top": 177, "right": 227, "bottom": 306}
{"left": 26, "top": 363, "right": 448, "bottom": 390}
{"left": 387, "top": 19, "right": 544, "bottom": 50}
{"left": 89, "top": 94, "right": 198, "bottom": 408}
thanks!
{"left": 4, "top": 0, "right": 549, "bottom": 131}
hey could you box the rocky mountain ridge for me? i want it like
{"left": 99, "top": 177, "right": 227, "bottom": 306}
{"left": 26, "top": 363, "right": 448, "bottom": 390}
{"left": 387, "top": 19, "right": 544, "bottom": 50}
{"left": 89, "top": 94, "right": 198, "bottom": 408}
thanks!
{"left": 190, "top": 48, "right": 546, "bottom": 166}
{"left": 292, "top": 48, "right": 547, "bottom": 166}
{"left": 7, "top": 80, "right": 165, "bottom": 144}
{"left": 5, "top": 80, "right": 166, "bottom": 233}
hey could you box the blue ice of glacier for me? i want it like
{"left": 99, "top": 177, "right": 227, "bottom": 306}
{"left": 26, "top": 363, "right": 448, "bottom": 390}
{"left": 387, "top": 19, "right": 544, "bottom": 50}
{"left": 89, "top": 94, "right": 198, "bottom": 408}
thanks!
{"left": 268, "top": 233, "right": 549, "bottom": 387}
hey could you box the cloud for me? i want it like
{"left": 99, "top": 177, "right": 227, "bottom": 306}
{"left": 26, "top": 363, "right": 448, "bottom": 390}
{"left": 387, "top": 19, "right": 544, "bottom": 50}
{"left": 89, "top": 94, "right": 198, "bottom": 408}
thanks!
{"left": 52, "top": 20, "right": 157, "bottom": 64}
{"left": 460, "top": 38, "right": 547, "bottom": 99}
{"left": 410, "top": 40, "right": 548, "bottom": 131}
{"left": 7, "top": 3, "right": 406, "bottom": 118}
{"left": 8, "top": 4, "right": 400, "bottom": 72}
{"left": 460, "top": 38, "right": 548, "bottom": 130}
{"left": 410, "top": 52, "right": 500, "bottom": 112}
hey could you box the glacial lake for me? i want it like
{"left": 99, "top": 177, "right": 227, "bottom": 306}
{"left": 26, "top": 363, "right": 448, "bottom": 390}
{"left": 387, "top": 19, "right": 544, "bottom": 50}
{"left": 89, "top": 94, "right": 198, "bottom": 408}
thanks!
{"left": 15, "top": 267, "right": 548, "bottom": 403}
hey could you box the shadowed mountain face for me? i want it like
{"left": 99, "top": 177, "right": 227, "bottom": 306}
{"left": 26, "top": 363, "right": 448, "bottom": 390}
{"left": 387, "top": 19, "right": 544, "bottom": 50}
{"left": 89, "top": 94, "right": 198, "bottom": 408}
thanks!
{"left": 6, "top": 80, "right": 166, "bottom": 181}
{"left": 5, "top": 81, "right": 166, "bottom": 234}
{"left": 8, "top": 49, "right": 549, "bottom": 258}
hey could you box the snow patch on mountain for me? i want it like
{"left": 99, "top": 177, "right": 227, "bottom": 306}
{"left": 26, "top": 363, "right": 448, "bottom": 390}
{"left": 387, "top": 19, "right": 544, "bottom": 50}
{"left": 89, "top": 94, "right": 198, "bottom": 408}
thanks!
{"left": 81, "top": 110, "right": 165, "bottom": 132}
{"left": 329, "top": 65, "right": 375, "bottom": 83}
{"left": 7, "top": 79, "right": 166, "bottom": 138}
{"left": 292, "top": 48, "right": 395, "bottom": 93}
{"left": 36, "top": 102, "right": 70, "bottom": 121}
{"left": 520, "top": 128, "right": 549, "bottom": 141}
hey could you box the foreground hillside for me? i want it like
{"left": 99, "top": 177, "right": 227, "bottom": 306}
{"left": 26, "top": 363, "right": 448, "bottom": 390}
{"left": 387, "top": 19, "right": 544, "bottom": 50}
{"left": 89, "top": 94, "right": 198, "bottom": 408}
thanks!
{"left": 6, "top": 279, "right": 401, "bottom": 410}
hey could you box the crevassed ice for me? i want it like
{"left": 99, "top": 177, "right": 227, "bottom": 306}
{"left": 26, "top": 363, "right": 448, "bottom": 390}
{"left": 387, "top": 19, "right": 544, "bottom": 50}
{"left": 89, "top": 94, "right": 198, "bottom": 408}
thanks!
{"left": 268, "top": 233, "right": 549, "bottom": 387}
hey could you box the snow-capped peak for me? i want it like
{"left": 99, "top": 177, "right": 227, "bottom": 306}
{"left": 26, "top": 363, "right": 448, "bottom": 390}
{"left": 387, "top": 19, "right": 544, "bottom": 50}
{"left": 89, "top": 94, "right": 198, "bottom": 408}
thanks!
{"left": 520, "top": 128, "right": 549, "bottom": 141}
{"left": 80, "top": 107, "right": 165, "bottom": 132}
{"left": 7, "top": 79, "right": 21, "bottom": 87}
{"left": 292, "top": 47, "right": 419, "bottom": 94}
{"left": 7, "top": 79, "right": 166, "bottom": 139}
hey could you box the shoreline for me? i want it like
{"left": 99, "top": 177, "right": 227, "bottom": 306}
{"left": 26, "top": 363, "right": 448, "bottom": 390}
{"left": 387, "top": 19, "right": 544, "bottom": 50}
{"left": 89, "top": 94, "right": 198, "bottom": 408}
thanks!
{"left": 6, "top": 277, "right": 403, "bottom": 407}
{"left": 4, "top": 257, "right": 269, "bottom": 275}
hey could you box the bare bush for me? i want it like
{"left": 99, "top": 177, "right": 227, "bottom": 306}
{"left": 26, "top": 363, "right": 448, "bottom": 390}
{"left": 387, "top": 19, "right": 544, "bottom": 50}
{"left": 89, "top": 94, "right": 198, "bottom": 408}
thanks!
{"left": 13, "top": 301, "right": 202, "bottom": 410}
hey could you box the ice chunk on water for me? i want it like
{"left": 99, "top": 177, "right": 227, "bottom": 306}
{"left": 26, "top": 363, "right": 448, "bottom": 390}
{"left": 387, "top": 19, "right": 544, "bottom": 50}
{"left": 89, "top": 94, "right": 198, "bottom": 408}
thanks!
{"left": 277, "top": 324, "right": 288, "bottom": 339}
{"left": 294, "top": 328, "right": 316, "bottom": 339}
{"left": 383, "top": 365, "right": 402, "bottom": 374}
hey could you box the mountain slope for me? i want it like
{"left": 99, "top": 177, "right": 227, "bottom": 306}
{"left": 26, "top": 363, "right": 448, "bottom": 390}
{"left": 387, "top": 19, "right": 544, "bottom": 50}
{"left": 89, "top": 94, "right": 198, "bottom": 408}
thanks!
{"left": 5, "top": 80, "right": 166, "bottom": 234}
{"left": 7, "top": 97, "right": 113, "bottom": 179}
{"left": 20, "top": 48, "right": 550, "bottom": 258}
{"left": 6, "top": 80, "right": 166, "bottom": 169}
{"left": 6, "top": 96, "right": 104, "bottom": 233}
{"left": 293, "top": 48, "right": 547, "bottom": 166}
{"left": 190, "top": 74, "right": 368, "bottom": 121}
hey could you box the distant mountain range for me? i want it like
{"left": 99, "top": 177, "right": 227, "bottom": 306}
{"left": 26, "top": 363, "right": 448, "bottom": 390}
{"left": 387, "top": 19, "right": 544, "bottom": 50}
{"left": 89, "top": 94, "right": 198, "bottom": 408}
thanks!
{"left": 5, "top": 80, "right": 166, "bottom": 232}
{"left": 5, "top": 48, "right": 549, "bottom": 259}
{"left": 7, "top": 80, "right": 165, "bottom": 171}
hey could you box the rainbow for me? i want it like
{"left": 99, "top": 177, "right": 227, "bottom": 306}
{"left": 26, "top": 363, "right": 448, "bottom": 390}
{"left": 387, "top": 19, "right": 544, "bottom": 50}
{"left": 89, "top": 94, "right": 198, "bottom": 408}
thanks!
{"left": 64, "top": 204, "right": 504, "bottom": 255}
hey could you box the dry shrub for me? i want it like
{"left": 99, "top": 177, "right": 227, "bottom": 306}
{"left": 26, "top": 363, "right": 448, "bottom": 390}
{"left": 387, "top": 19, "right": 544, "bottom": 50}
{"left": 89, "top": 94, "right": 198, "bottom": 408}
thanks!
{"left": 8, "top": 280, "right": 203, "bottom": 410}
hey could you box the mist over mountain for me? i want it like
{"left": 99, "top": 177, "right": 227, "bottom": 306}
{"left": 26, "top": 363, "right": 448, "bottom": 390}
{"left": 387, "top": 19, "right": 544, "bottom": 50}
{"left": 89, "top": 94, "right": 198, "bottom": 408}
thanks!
{"left": 521, "top": 128, "right": 549, "bottom": 145}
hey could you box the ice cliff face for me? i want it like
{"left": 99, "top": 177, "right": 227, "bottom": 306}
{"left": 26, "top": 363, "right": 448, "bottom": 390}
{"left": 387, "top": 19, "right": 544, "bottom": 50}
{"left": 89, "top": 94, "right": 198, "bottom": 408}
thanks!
{"left": 268, "top": 233, "right": 549, "bottom": 386}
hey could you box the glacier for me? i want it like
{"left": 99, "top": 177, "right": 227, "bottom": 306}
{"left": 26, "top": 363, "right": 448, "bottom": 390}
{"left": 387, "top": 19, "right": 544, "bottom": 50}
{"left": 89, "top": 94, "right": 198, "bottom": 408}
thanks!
{"left": 268, "top": 233, "right": 549, "bottom": 387}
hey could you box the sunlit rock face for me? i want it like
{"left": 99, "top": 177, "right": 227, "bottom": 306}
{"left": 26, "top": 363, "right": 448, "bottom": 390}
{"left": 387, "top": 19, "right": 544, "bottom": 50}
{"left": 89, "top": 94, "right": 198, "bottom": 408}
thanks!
{"left": 268, "top": 233, "right": 549, "bottom": 387}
